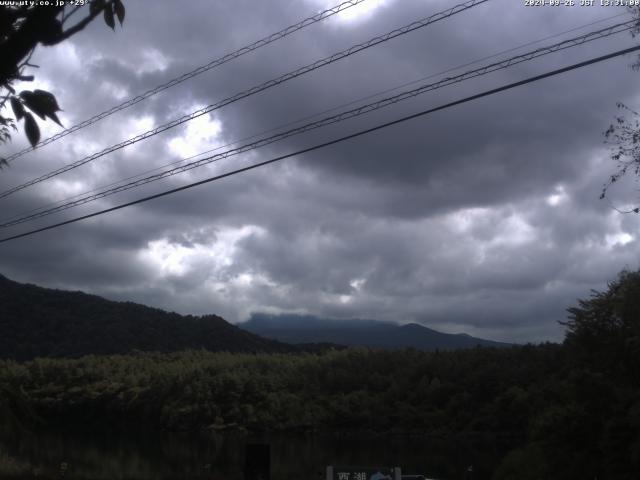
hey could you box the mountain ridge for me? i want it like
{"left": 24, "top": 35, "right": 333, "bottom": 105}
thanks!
{"left": 0, "top": 274, "right": 510, "bottom": 360}
{"left": 0, "top": 274, "right": 293, "bottom": 361}
{"left": 242, "top": 313, "right": 512, "bottom": 350}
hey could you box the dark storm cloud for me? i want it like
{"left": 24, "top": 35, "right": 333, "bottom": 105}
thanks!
{"left": 0, "top": 0, "right": 639, "bottom": 343}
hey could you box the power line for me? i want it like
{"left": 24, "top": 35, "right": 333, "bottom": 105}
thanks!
{"left": 4, "top": 11, "right": 628, "bottom": 226}
{"left": 0, "top": 0, "right": 489, "bottom": 200}
{"left": 2, "top": 19, "right": 633, "bottom": 227}
{"left": 2, "top": 44, "right": 638, "bottom": 244}
{"left": 3, "top": 0, "right": 370, "bottom": 163}
{"left": 3, "top": 12, "right": 625, "bottom": 227}
{"left": 0, "top": 19, "right": 634, "bottom": 229}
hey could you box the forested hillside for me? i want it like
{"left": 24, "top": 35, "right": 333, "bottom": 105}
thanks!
{"left": 1, "top": 270, "right": 639, "bottom": 478}
{"left": 0, "top": 340, "right": 634, "bottom": 479}
{"left": 0, "top": 275, "right": 292, "bottom": 360}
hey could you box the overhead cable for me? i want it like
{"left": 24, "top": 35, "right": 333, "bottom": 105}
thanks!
{"left": 2, "top": 44, "right": 639, "bottom": 244}
{"left": 3, "top": 0, "right": 370, "bottom": 163}
{"left": 3, "top": 11, "right": 628, "bottom": 226}
{"left": 0, "top": 0, "right": 489, "bottom": 200}
{"left": 0, "top": 19, "right": 634, "bottom": 229}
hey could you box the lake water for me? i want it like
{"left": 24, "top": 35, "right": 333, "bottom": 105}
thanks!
{"left": 0, "top": 429, "right": 511, "bottom": 479}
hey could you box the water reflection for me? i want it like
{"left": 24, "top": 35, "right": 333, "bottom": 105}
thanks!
{"left": 0, "top": 429, "right": 511, "bottom": 479}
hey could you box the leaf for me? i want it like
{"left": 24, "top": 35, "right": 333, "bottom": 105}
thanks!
{"left": 10, "top": 97, "right": 24, "bottom": 120}
{"left": 23, "top": 112, "right": 40, "bottom": 148}
{"left": 0, "top": 158, "right": 7, "bottom": 170}
{"left": 48, "top": 111, "right": 63, "bottom": 127}
{"left": 104, "top": 3, "right": 115, "bottom": 30}
{"left": 33, "top": 89, "right": 61, "bottom": 112}
{"left": 20, "top": 91, "right": 45, "bottom": 120}
{"left": 20, "top": 90, "right": 62, "bottom": 125}
{"left": 114, "top": 0, "right": 125, "bottom": 25}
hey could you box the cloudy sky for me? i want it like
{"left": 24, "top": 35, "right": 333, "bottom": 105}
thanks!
{"left": 1, "top": 0, "right": 640, "bottom": 343}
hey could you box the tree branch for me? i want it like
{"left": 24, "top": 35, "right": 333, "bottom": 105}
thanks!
{"left": 57, "top": 2, "right": 111, "bottom": 42}
{"left": 0, "top": 7, "right": 63, "bottom": 85}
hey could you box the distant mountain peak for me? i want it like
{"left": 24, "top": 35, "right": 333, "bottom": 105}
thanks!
{"left": 243, "top": 313, "right": 512, "bottom": 351}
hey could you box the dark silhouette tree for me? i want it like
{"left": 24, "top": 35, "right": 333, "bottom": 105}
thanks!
{"left": 602, "top": 8, "right": 640, "bottom": 212}
{"left": 0, "top": 0, "right": 125, "bottom": 165}
{"left": 562, "top": 269, "right": 640, "bottom": 380}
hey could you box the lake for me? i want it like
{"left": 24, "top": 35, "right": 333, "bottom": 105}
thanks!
{"left": 0, "top": 429, "right": 512, "bottom": 479}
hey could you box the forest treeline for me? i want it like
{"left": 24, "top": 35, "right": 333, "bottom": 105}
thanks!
{"left": 1, "top": 270, "right": 639, "bottom": 478}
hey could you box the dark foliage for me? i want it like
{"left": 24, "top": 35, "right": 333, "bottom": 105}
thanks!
{"left": 600, "top": 9, "right": 640, "bottom": 212}
{"left": 0, "top": 270, "right": 639, "bottom": 478}
{"left": 0, "top": 1, "right": 125, "bottom": 158}
{"left": 0, "top": 346, "right": 561, "bottom": 436}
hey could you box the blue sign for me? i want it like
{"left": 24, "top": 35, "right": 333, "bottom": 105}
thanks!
{"left": 327, "top": 466, "right": 400, "bottom": 480}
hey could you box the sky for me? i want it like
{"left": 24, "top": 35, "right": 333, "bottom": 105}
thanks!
{"left": 1, "top": 0, "right": 640, "bottom": 343}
